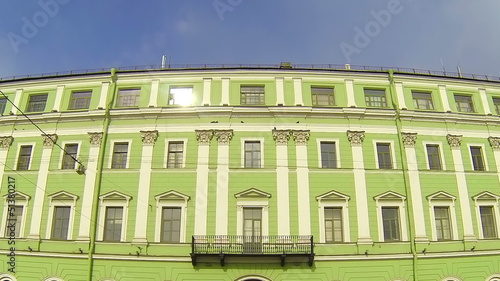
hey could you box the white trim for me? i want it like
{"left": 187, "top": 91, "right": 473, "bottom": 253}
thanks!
{"left": 52, "top": 85, "right": 64, "bottom": 112}
{"left": 13, "top": 142, "right": 36, "bottom": 171}
{"left": 275, "top": 77, "right": 285, "bottom": 105}
{"left": 235, "top": 189, "right": 270, "bottom": 237}
{"left": 202, "top": 78, "right": 212, "bottom": 106}
{"left": 345, "top": 79, "right": 357, "bottom": 107}
{"left": 441, "top": 277, "right": 461, "bottom": 281}
{"left": 479, "top": 88, "right": 492, "bottom": 115}
{"left": 293, "top": 78, "right": 303, "bottom": 106}
{"left": 486, "top": 274, "right": 500, "bottom": 281}
{"left": 163, "top": 138, "right": 188, "bottom": 168}
{"left": 97, "top": 82, "right": 109, "bottom": 109}
{"left": 316, "top": 190, "right": 350, "bottom": 243}
{"left": 58, "top": 141, "right": 82, "bottom": 170}
{"left": 1, "top": 192, "right": 29, "bottom": 238}
{"left": 42, "top": 278, "right": 64, "bottom": 281}
{"left": 240, "top": 137, "right": 265, "bottom": 168}
{"left": 97, "top": 192, "right": 131, "bottom": 242}
{"left": 438, "top": 85, "right": 451, "bottom": 112}
{"left": 374, "top": 192, "right": 408, "bottom": 242}
{"left": 373, "top": 140, "right": 397, "bottom": 169}
{"left": 394, "top": 82, "right": 407, "bottom": 110}
{"left": 45, "top": 191, "right": 78, "bottom": 240}
{"left": 148, "top": 79, "right": 159, "bottom": 107}
{"left": 428, "top": 192, "right": 459, "bottom": 241}
{"left": 472, "top": 192, "right": 500, "bottom": 239}
{"left": 0, "top": 274, "right": 17, "bottom": 281}
{"left": 467, "top": 143, "right": 489, "bottom": 171}
{"left": 235, "top": 276, "right": 271, "bottom": 281}
{"left": 316, "top": 138, "right": 341, "bottom": 168}
{"left": 220, "top": 78, "right": 230, "bottom": 106}
{"left": 154, "top": 191, "right": 189, "bottom": 243}
{"left": 422, "top": 141, "right": 446, "bottom": 170}
{"left": 108, "top": 140, "right": 132, "bottom": 169}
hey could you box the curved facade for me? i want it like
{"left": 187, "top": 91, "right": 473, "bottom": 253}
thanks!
{"left": 0, "top": 65, "right": 500, "bottom": 280}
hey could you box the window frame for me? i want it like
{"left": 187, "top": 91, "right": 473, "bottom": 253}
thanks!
{"left": 45, "top": 191, "right": 78, "bottom": 240}
{"left": 25, "top": 93, "right": 48, "bottom": 113}
{"left": 468, "top": 144, "right": 488, "bottom": 171}
{"left": 241, "top": 138, "right": 264, "bottom": 168}
{"left": 116, "top": 88, "right": 141, "bottom": 108}
{"left": 316, "top": 190, "right": 350, "bottom": 243}
{"left": 311, "top": 86, "right": 335, "bottom": 106}
{"left": 0, "top": 274, "right": 17, "bottom": 281}
{"left": 428, "top": 192, "right": 459, "bottom": 241}
{"left": 14, "top": 143, "right": 35, "bottom": 171}
{"left": 454, "top": 94, "right": 475, "bottom": 113}
{"left": 364, "top": 88, "right": 387, "bottom": 108}
{"left": 164, "top": 139, "right": 187, "bottom": 169}
{"left": 374, "top": 192, "right": 408, "bottom": 242}
{"left": 1, "top": 192, "right": 29, "bottom": 239}
{"left": 492, "top": 97, "right": 500, "bottom": 115}
{"left": 97, "top": 191, "right": 131, "bottom": 242}
{"left": 109, "top": 140, "right": 132, "bottom": 169}
{"left": 154, "top": 190, "right": 189, "bottom": 243}
{"left": 316, "top": 138, "right": 341, "bottom": 169}
{"left": 59, "top": 141, "right": 81, "bottom": 170}
{"left": 168, "top": 86, "right": 194, "bottom": 106}
{"left": 472, "top": 192, "right": 500, "bottom": 239}
{"left": 68, "top": 90, "right": 92, "bottom": 110}
{"left": 235, "top": 188, "right": 270, "bottom": 237}
{"left": 423, "top": 141, "right": 446, "bottom": 170}
{"left": 240, "top": 85, "right": 265, "bottom": 105}
{"left": 0, "top": 98, "right": 7, "bottom": 115}
{"left": 373, "top": 140, "right": 397, "bottom": 169}
{"left": 412, "top": 91, "right": 435, "bottom": 110}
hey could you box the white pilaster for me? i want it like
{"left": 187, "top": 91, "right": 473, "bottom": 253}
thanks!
{"left": 479, "top": 88, "right": 491, "bottom": 115}
{"left": 488, "top": 137, "right": 500, "bottom": 184}
{"left": 220, "top": 78, "right": 230, "bottom": 106}
{"left": 345, "top": 79, "right": 356, "bottom": 107}
{"left": 0, "top": 137, "right": 13, "bottom": 194}
{"left": 98, "top": 82, "right": 110, "bottom": 109}
{"left": 394, "top": 82, "right": 407, "bottom": 110}
{"left": 293, "top": 78, "right": 303, "bottom": 106}
{"left": 148, "top": 79, "right": 160, "bottom": 107}
{"left": 28, "top": 134, "right": 57, "bottom": 239}
{"left": 194, "top": 130, "right": 213, "bottom": 235}
{"left": 347, "top": 130, "right": 372, "bottom": 244}
{"left": 273, "top": 129, "right": 291, "bottom": 235}
{"left": 447, "top": 134, "right": 476, "bottom": 241}
{"left": 11, "top": 89, "right": 22, "bottom": 115}
{"left": 293, "top": 130, "right": 311, "bottom": 236}
{"left": 202, "top": 78, "right": 212, "bottom": 106}
{"left": 52, "top": 85, "right": 65, "bottom": 112}
{"left": 439, "top": 85, "right": 451, "bottom": 112}
{"left": 77, "top": 133, "right": 102, "bottom": 240}
{"left": 133, "top": 130, "right": 158, "bottom": 243}
{"left": 214, "top": 130, "right": 233, "bottom": 235}
{"left": 275, "top": 77, "right": 285, "bottom": 106}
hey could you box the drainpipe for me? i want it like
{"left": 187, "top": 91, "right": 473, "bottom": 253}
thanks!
{"left": 87, "top": 68, "right": 118, "bottom": 281}
{"left": 387, "top": 70, "right": 419, "bottom": 281}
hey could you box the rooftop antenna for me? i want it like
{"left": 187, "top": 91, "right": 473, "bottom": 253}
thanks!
{"left": 161, "top": 55, "right": 168, "bottom": 69}
{"left": 440, "top": 58, "right": 446, "bottom": 74}
{"left": 457, "top": 62, "right": 463, "bottom": 78}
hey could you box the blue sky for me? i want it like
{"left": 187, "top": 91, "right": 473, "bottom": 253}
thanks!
{"left": 0, "top": 0, "right": 499, "bottom": 78}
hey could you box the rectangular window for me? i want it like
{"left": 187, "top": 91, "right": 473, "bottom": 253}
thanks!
{"left": 493, "top": 97, "right": 500, "bottom": 115}
{"left": 116, "top": 89, "right": 140, "bottom": 107}
{"left": 320, "top": 142, "right": 337, "bottom": 168}
{"left": 169, "top": 87, "right": 193, "bottom": 106}
{"left": 480, "top": 206, "right": 497, "bottom": 239}
{"left": 111, "top": 142, "right": 128, "bottom": 169}
{"left": 377, "top": 143, "right": 392, "bottom": 169}
{"left": 470, "top": 146, "right": 485, "bottom": 171}
{"left": 243, "top": 207, "right": 262, "bottom": 253}
{"left": 161, "top": 207, "right": 181, "bottom": 243}
{"left": 244, "top": 141, "right": 261, "bottom": 168}
{"left": 167, "top": 141, "right": 183, "bottom": 168}
{"left": 26, "top": 94, "right": 48, "bottom": 112}
{"left": 324, "top": 207, "right": 343, "bottom": 243}
{"left": 17, "top": 145, "right": 33, "bottom": 170}
{"left": 455, "top": 95, "right": 474, "bottom": 113}
{"left": 69, "top": 91, "right": 92, "bottom": 110}
{"left": 61, "top": 144, "right": 78, "bottom": 169}
{"left": 412, "top": 92, "right": 434, "bottom": 110}
{"left": 382, "top": 207, "right": 400, "bottom": 241}
{"left": 241, "top": 86, "right": 265, "bottom": 105}
{"left": 426, "top": 144, "right": 442, "bottom": 170}
{"left": 51, "top": 206, "right": 70, "bottom": 240}
{"left": 434, "top": 206, "right": 452, "bottom": 241}
{"left": 364, "top": 89, "right": 387, "bottom": 107}
{"left": 4, "top": 205, "right": 23, "bottom": 238}
{"left": 312, "top": 87, "right": 335, "bottom": 106}
{"left": 104, "top": 206, "right": 123, "bottom": 242}
{"left": 0, "top": 98, "right": 7, "bottom": 114}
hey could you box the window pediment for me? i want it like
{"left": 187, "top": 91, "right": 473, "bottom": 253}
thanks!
{"left": 374, "top": 191, "right": 406, "bottom": 201}
{"left": 3, "top": 191, "right": 30, "bottom": 201}
{"left": 99, "top": 191, "right": 131, "bottom": 202}
{"left": 155, "top": 190, "right": 190, "bottom": 202}
{"left": 427, "top": 191, "right": 456, "bottom": 201}
{"left": 316, "top": 190, "right": 350, "bottom": 202}
{"left": 472, "top": 191, "right": 500, "bottom": 201}
{"left": 235, "top": 188, "right": 271, "bottom": 199}
{"left": 48, "top": 191, "right": 78, "bottom": 201}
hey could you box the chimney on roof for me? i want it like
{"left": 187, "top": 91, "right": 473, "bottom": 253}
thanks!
{"left": 280, "top": 62, "right": 292, "bottom": 69}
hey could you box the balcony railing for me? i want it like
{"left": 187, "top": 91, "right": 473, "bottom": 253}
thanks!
{"left": 190, "top": 235, "right": 314, "bottom": 266}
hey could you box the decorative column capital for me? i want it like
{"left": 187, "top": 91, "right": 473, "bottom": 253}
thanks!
{"left": 195, "top": 130, "right": 214, "bottom": 145}
{"left": 488, "top": 136, "right": 500, "bottom": 150}
{"left": 447, "top": 134, "right": 462, "bottom": 149}
{"left": 140, "top": 130, "right": 158, "bottom": 145}
{"left": 0, "top": 136, "right": 14, "bottom": 150}
{"left": 88, "top": 132, "right": 103, "bottom": 147}
{"left": 401, "top": 132, "right": 417, "bottom": 148}
{"left": 42, "top": 134, "right": 58, "bottom": 147}
{"left": 214, "top": 130, "right": 234, "bottom": 145}
{"left": 272, "top": 129, "right": 291, "bottom": 145}
{"left": 347, "top": 130, "right": 365, "bottom": 146}
{"left": 292, "top": 130, "right": 310, "bottom": 145}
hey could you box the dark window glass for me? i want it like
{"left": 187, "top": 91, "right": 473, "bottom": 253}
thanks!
{"left": 426, "top": 144, "right": 442, "bottom": 170}
{"left": 241, "top": 86, "right": 265, "bottom": 105}
{"left": 61, "top": 144, "right": 78, "bottom": 169}
{"left": 51, "top": 206, "right": 71, "bottom": 240}
{"left": 382, "top": 207, "right": 400, "bottom": 241}
{"left": 412, "top": 92, "right": 434, "bottom": 110}
{"left": 493, "top": 97, "right": 500, "bottom": 115}
{"left": 470, "top": 146, "right": 485, "bottom": 171}
{"left": 244, "top": 141, "right": 261, "bottom": 168}
{"left": 4, "top": 205, "right": 23, "bottom": 237}
{"left": 434, "top": 206, "right": 452, "bottom": 241}
{"left": 69, "top": 91, "right": 92, "bottom": 109}
{"left": 312, "top": 87, "right": 335, "bottom": 106}
{"left": 324, "top": 207, "right": 343, "bottom": 242}
{"left": 377, "top": 143, "right": 392, "bottom": 169}
{"left": 111, "top": 142, "right": 128, "bottom": 169}
{"left": 455, "top": 95, "right": 474, "bottom": 112}
{"left": 161, "top": 207, "right": 181, "bottom": 243}
{"left": 320, "top": 142, "right": 337, "bottom": 168}
{"left": 116, "top": 89, "right": 140, "bottom": 107}
{"left": 364, "top": 89, "right": 387, "bottom": 107}
{"left": 167, "top": 141, "right": 183, "bottom": 168}
{"left": 26, "top": 94, "right": 48, "bottom": 112}
{"left": 480, "top": 206, "right": 497, "bottom": 239}
{"left": 104, "top": 207, "right": 123, "bottom": 242}
{"left": 17, "top": 145, "right": 32, "bottom": 170}
{"left": 0, "top": 98, "right": 7, "bottom": 114}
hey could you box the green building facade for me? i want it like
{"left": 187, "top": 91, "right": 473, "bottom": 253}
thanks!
{"left": 0, "top": 65, "right": 499, "bottom": 280}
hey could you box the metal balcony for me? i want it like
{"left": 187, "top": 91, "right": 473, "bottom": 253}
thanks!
{"left": 190, "top": 235, "right": 314, "bottom": 266}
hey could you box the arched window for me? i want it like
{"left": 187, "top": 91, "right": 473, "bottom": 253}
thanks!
{"left": 486, "top": 274, "right": 500, "bottom": 281}
{"left": 0, "top": 274, "right": 17, "bottom": 281}
{"left": 235, "top": 276, "right": 271, "bottom": 281}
